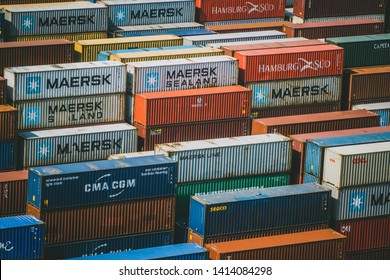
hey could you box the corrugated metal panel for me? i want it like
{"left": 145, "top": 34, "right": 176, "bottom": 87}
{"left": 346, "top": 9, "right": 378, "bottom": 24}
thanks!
{"left": 3, "top": 4, "right": 108, "bottom": 37}
{"left": 134, "top": 85, "right": 251, "bottom": 126}
{"left": 206, "top": 21, "right": 287, "bottom": 34}
{"left": 305, "top": 132, "right": 390, "bottom": 180}
{"left": 27, "top": 155, "right": 177, "bottom": 210}
{"left": 235, "top": 44, "right": 344, "bottom": 82}
{"left": 303, "top": 172, "right": 320, "bottom": 184}
{"left": 182, "top": 30, "right": 286, "bottom": 46}
{"left": 0, "top": 141, "right": 16, "bottom": 171}
{"left": 74, "top": 35, "right": 183, "bottom": 62}
{"left": 323, "top": 182, "right": 390, "bottom": 221}
{"left": 127, "top": 56, "right": 239, "bottom": 95}
{"left": 0, "top": 40, "right": 73, "bottom": 76}
{"left": 346, "top": 247, "right": 390, "bottom": 260}
{"left": 326, "top": 34, "right": 390, "bottom": 68}
{"left": 0, "top": 170, "right": 28, "bottom": 217}
{"left": 155, "top": 134, "right": 292, "bottom": 183}
{"left": 14, "top": 94, "right": 125, "bottom": 131}
{"left": 189, "top": 183, "right": 330, "bottom": 238}
{"left": 0, "top": 0, "right": 80, "bottom": 3}
{"left": 206, "top": 229, "right": 346, "bottom": 260}
{"left": 5, "top": 61, "right": 126, "bottom": 102}
{"left": 286, "top": 0, "right": 294, "bottom": 7}
{"left": 245, "top": 76, "right": 341, "bottom": 108}
{"left": 202, "top": 17, "right": 284, "bottom": 26}
{"left": 19, "top": 123, "right": 137, "bottom": 169}
{"left": 101, "top": 0, "right": 195, "bottom": 29}
{"left": 113, "top": 28, "right": 216, "bottom": 38}
{"left": 0, "top": 215, "right": 44, "bottom": 260}
{"left": 332, "top": 216, "right": 390, "bottom": 252}
{"left": 292, "top": 14, "right": 385, "bottom": 24}
{"left": 108, "top": 151, "right": 155, "bottom": 160}
{"left": 10, "top": 31, "right": 107, "bottom": 42}
{"left": 27, "top": 196, "right": 175, "bottom": 245}
{"left": 177, "top": 173, "right": 290, "bottom": 220}
{"left": 0, "top": 105, "right": 17, "bottom": 140}
{"left": 134, "top": 118, "right": 251, "bottom": 151}
{"left": 0, "top": 77, "right": 7, "bottom": 105}
{"left": 44, "top": 230, "right": 174, "bottom": 260}
{"left": 69, "top": 242, "right": 208, "bottom": 260}
{"left": 353, "top": 102, "right": 390, "bottom": 126}
{"left": 323, "top": 142, "right": 390, "bottom": 188}
{"left": 251, "top": 110, "right": 380, "bottom": 136}
{"left": 174, "top": 220, "right": 189, "bottom": 244}
{"left": 195, "top": 0, "right": 285, "bottom": 22}
{"left": 207, "top": 37, "right": 307, "bottom": 48}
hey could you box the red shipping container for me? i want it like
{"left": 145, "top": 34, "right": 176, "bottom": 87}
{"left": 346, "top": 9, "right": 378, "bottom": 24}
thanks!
{"left": 195, "top": 0, "right": 285, "bottom": 23}
{"left": 332, "top": 216, "right": 390, "bottom": 252}
{"left": 0, "top": 105, "right": 17, "bottom": 140}
{"left": 0, "top": 170, "right": 28, "bottom": 217}
{"left": 283, "top": 20, "right": 384, "bottom": 40}
{"left": 0, "top": 77, "right": 6, "bottom": 105}
{"left": 206, "top": 21, "right": 286, "bottom": 34}
{"left": 235, "top": 44, "right": 344, "bottom": 82}
{"left": 346, "top": 247, "right": 390, "bottom": 260}
{"left": 134, "top": 86, "right": 251, "bottom": 126}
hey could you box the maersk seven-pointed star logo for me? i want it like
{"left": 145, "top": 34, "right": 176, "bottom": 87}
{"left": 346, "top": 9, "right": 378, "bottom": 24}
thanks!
{"left": 349, "top": 192, "right": 365, "bottom": 212}
{"left": 145, "top": 72, "right": 159, "bottom": 89}
{"left": 37, "top": 143, "right": 51, "bottom": 159}
{"left": 115, "top": 9, "right": 126, "bottom": 22}
{"left": 254, "top": 87, "right": 268, "bottom": 104}
{"left": 26, "top": 77, "right": 41, "bottom": 95}
{"left": 25, "top": 107, "right": 41, "bottom": 125}
{"left": 21, "top": 16, "right": 34, "bottom": 30}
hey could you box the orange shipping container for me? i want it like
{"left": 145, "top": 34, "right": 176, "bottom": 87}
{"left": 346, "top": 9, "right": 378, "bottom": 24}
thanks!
{"left": 206, "top": 21, "right": 286, "bottom": 34}
{"left": 0, "top": 105, "right": 17, "bottom": 140}
{"left": 0, "top": 170, "right": 28, "bottom": 217}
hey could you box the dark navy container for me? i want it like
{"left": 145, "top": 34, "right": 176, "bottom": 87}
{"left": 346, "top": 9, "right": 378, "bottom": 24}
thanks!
{"left": 0, "top": 11, "right": 4, "bottom": 41}
{"left": 0, "top": 141, "right": 16, "bottom": 171}
{"left": 45, "top": 230, "right": 174, "bottom": 260}
{"left": 305, "top": 132, "right": 390, "bottom": 180}
{"left": 189, "top": 183, "right": 331, "bottom": 238}
{"left": 28, "top": 155, "right": 177, "bottom": 210}
{"left": 68, "top": 242, "right": 208, "bottom": 260}
{"left": 0, "top": 215, "right": 44, "bottom": 260}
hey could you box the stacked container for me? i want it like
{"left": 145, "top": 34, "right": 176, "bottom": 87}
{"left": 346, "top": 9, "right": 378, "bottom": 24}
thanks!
{"left": 0, "top": 76, "right": 6, "bottom": 105}
{"left": 0, "top": 170, "right": 28, "bottom": 217}
{"left": 0, "top": 105, "right": 18, "bottom": 171}
{"left": 26, "top": 155, "right": 178, "bottom": 259}
{"left": 353, "top": 103, "right": 390, "bottom": 126}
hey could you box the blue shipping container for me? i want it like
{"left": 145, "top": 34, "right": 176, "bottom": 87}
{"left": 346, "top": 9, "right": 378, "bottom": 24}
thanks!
{"left": 0, "top": 215, "right": 44, "bottom": 260}
{"left": 68, "top": 242, "right": 208, "bottom": 260}
{"left": 303, "top": 172, "right": 321, "bottom": 184}
{"left": 189, "top": 183, "right": 331, "bottom": 238}
{"left": 27, "top": 155, "right": 177, "bottom": 210}
{"left": 0, "top": 141, "right": 15, "bottom": 171}
{"left": 44, "top": 230, "right": 174, "bottom": 260}
{"left": 305, "top": 132, "right": 390, "bottom": 179}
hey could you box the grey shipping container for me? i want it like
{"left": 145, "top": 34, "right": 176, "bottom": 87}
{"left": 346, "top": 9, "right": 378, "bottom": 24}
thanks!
{"left": 5, "top": 61, "right": 126, "bottom": 102}
{"left": 155, "top": 134, "right": 292, "bottom": 183}
{"left": 292, "top": 14, "right": 385, "bottom": 24}
{"left": 18, "top": 123, "right": 137, "bottom": 169}
{"left": 127, "top": 55, "right": 238, "bottom": 94}
{"left": 3, "top": 3, "right": 108, "bottom": 37}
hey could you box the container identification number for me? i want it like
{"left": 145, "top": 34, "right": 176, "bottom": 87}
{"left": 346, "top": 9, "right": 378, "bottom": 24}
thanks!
{"left": 213, "top": 266, "right": 272, "bottom": 276}
{"left": 210, "top": 206, "right": 227, "bottom": 212}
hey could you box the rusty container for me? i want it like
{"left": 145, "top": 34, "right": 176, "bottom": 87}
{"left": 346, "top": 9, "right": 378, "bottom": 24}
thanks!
{"left": 0, "top": 105, "right": 17, "bottom": 140}
{"left": 0, "top": 170, "right": 28, "bottom": 217}
{"left": 0, "top": 76, "right": 6, "bottom": 105}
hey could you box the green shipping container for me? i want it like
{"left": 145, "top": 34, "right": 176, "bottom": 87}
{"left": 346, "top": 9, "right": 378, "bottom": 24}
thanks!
{"left": 177, "top": 173, "right": 290, "bottom": 221}
{"left": 326, "top": 34, "right": 390, "bottom": 68}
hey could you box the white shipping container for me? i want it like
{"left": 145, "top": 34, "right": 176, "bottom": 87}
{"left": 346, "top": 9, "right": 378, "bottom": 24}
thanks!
{"left": 127, "top": 56, "right": 238, "bottom": 94}
{"left": 5, "top": 61, "right": 126, "bottom": 102}
{"left": 206, "top": 37, "right": 308, "bottom": 48}
{"left": 155, "top": 134, "right": 292, "bottom": 183}
{"left": 19, "top": 123, "right": 137, "bottom": 169}
{"left": 323, "top": 142, "right": 390, "bottom": 188}
{"left": 108, "top": 151, "right": 155, "bottom": 160}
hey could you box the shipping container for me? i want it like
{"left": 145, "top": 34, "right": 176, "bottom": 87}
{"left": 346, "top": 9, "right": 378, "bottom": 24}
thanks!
{"left": 206, "top": 37, "right": 308, "bottom": 48}
{"left": 0, "top": 215, "right": 44, "bottom": 260}
{"left": 13, "top": 94, "right": 125, "bottom": 131}
{"left": 27, "top": 155, "right": 177, "bottom": 210}
{"left": 74, "top": 35, "right": 183, "bottom": 62}
{"left": 134, "top": 118, "right": 251, "bottom": 151}
{"left": 110, "top": 47, "right": 223, "bottom": 63}
{"left": 202, "top": 18, "right": 284, "bottom": 26}
{"left": 5, "top": 61, "right": 126, "bottom": 102}
{"left": 155, "top": 134, "right": 291, "bottom": 183}
{"left": 44, "top": 230, "right": 174, "bottom": 260}
{"left": 206, "top": 229, "right": 346, "bottom": 260}
{"left": 176, "top": 173, "right": 290, "bottom": 220}
{"left": 323, "top": 182, "right": 390, "bottom": 221}
{"left": 188, "top": 224, "right": 329, "bottom": 246}
{"left": 0, "top": 170, "right": 28, "bottom": 217}
{"left": 134, "top": 85, "right": 251, "bottom": 126}
{"left": 353, "top": 102, "right": 390, "bottom": 127}
{"left": 69, "top": 242, "right": 208, "bottom": 260}
{"left": 0, "top": 76, "right": 6, "bottom": 105}
{"left": 302, "top": 172, "right": 320, "bottom": 184}
{"left": 292, "top": 14, "right": 385, "bottom": 24}
{"left": 0, "top": 140, "right": 16, "bottom": 171}
{"left": 0, "top": 105, "right": 17, "bottom": 140}
{"left": 101, "top": 0, "right": 195, "bottom": 29}
{"left": 350, "top": 98, "right": 390, "bottom": 112}
{"left": 286, "top": 0, "right": 293, "bottom": 7}
{"left": 0, "top": 11, "right": 3, "bottom": 41}
{"left": 332, "top": 216, "right": 390, "bottom": 252}
{"left": 174, "top": 220, "right": 189, "bottom": 244}
{"left": 189, "top": 183, "right": 330, "bottom": 238}
{"left": 0, "top": 40, "right": 73, "bottom": 76}
{"left": 112, "top": 28, "right": 215, "bottom": 38}
{"left": 322, "top": 142, "right": 390, "bottom": 188}
{"left": 293, "top": 0, "right": 386, "bottom": 20}
{"left": 27, "top": 196, "right": 175, "bottom": 245}
{"left": 342, "top": 66, "right": 390, "bottom": 110}
{"left": 251, "top": 102, "right": 340, "bottom": 119}
{"left": 127, "top": 56, "right": 238, "bottom": 95}
{"left": 326, "top": 34, "right": 390, "bottom": 68}
{"left": 206, "top": 21, "right": 287, "bottom": 34}
{"left": 235, "top": 44, "right": 344, "bottom": 83}
{"left": 182, "top": 30, "right": 286, "bottom": 46}
{"left": 346, "top": 247, "right": 390, "bottom": 260}
{"left": 245, "top": 76, "right": 341, "bottom": 109}
{"left": 195, "top": 0, "right": 286, "bottom": 23}
{"left": 108, "top": 151, "right": 155, "bottom": 160}
{"left": 18, "top": 123, "right": 137, "bottom": 169}
{"left": 252, "top": 110, "right": 380, "bottom": 136}
{"left": 283, "top": 20, "right": 385, "bottom": 39}
{"left": 10, "top": 31, "right": 107, "bottom": 42}
{"left": 2, "top": 3, "right": 108, "bottom": 38}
